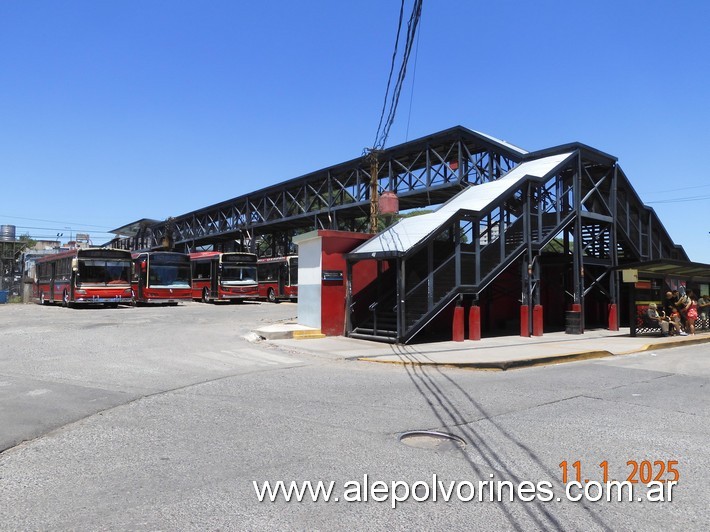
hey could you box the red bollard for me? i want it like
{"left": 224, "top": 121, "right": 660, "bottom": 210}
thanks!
{"left": 533, "top": 304, "right": 544, "bottom": 336}
{"left": 469, "top": 305, "right": 481, "bottom": 341}
{"left": 520, "top": 305, "right": 530, "bottom": 337}
{"left": 452, "top": 305, "right": 465, "bottom": 342}
{"left": 608, "top": 303, "right": 618, "bottom": 331}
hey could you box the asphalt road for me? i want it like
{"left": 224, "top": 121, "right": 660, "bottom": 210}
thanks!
{"left": 0, "top": 302, "right": 708, "bottom": 530}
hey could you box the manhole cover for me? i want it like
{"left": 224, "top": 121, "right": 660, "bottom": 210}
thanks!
{"left": 399, "top": 431, "right": 466, "bottom": 451}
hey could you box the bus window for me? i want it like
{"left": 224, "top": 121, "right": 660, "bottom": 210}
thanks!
{"left": 193, "top": 261, "right": 211, "bottom": 280}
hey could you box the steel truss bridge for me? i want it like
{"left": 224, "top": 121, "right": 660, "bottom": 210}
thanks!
{"left": 107, "top": 126, "right": 525, "bottom": 256}
{"left": 106, "top": 124, "right": 690, "bottom": 341}
{"left": 345, "top": 142, "right": 688, "bottom": 342}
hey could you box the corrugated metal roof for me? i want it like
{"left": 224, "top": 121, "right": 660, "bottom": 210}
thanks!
{"left": 351, "top": 152, "right": 574, "bottom": 257}
{"left": 613, "top": 259, "right": 710, "bottom": 281}
{"left": 472, "top": 130, "right": 529, "bottom": 155}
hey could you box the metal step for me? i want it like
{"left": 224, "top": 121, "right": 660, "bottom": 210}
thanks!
{"left": 349, "top": 330, "right": 398, "bottom": 343}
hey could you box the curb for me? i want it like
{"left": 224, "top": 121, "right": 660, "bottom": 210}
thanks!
{"left": 357, "top": 333, "right": 710, "bottom": 370}
{"left": 254, "top": 327, "right": 324, "bottom": 341}
{"left": 639, "top": 335, "right": 710, "bottom": 352}
{"left": 357, "top": 350, "right": 613, "bottom": 371}
{"left": 613, "top": 334, "right": 710, "bottom": 355}
{"left": 292, "top": 330, "right": 326, "bottom": 340}
{"left": 255, "top": 330, "right": 295, "bottom": 340}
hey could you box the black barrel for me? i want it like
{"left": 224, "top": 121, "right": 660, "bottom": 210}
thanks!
{"left": 565, "top": 311, "right": 583, "bottom": 334}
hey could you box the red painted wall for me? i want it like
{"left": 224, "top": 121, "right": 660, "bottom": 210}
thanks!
{"left": 318, "top": 231, "right": 375, "bottom": 336}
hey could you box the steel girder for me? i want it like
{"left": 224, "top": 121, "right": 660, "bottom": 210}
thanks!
{"left": 347, "top": 139, "right": 691, "bottom": 342}
{"left": 106, "top": 127, "right": 523, "bottom": 252}
{"left": 348, "top": 147, "right": 627, "bottom": 341}
{"left": 0, "top": 241, "right": 26, "bottom": 293}
{"left": 615, "top": 167, "right": 687, "bottom": 262}
{"left": 0, "top": 241, "right": 26, "bottom": 261}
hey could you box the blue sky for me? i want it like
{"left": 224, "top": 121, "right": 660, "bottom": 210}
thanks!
{"left": 1, "top": 0, "right": 708, "bottom": 262}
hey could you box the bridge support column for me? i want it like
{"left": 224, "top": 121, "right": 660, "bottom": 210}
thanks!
{"left": 469, "top": 305, "right": 481, "bottom": 341}
{"left": 452, "top": 305, "right": 465, "bottom": 342}
{"left": 533, "top": 305, "right": 543, "bottom": 336}
{"left": 520, "top": 305, "right": 530, "bottom": 337}
{"left": 608, "top": 303, "right": 618, "bottom": 331}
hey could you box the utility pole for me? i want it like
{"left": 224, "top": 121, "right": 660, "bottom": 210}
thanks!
{"left": 368, "top": 149, "right": 381, "bottom": 233}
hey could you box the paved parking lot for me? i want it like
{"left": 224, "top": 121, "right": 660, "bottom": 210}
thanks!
{"left": 1, "top": 302, "right": 708, "bottom": 530}
{"left": 0, "top": 300, "right": 300, "bottom": 451}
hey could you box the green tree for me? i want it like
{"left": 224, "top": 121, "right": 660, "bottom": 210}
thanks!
{"left": 17, "top": 233, "right": 36, "bottom": 250}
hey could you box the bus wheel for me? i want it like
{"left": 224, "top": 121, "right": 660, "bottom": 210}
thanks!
{"left": 267, "top": 288, "right": 276, "bottom": 303}
{"left": 202, "top": 288, "right": 210, "bottom": 303}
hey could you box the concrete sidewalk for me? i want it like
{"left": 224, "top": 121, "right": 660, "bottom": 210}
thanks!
{"left": 257, "top": 324, "right": 710, "bottom": 370}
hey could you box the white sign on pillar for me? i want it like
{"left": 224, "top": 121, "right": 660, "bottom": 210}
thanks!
{"left": 621, "top": 269, "right": 638, "bottom": 283}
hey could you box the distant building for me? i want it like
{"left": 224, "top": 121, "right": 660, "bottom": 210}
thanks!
{"left": 29, "top": 240, "right": 62, "bottom": 251}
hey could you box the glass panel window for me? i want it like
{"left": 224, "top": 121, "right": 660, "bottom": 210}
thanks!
{"left": 78, "top": 260, "right": 131, "bottom": 285}
{"left": 221, "top": 265, "right": 257, "bottom": 285}
{"left": 148, "top": 264, "right": 191, "bottom": 288}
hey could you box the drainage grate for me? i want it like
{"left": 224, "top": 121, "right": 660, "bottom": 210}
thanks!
{"left": 399, "top": 431, "right": 466, "bottom": 451}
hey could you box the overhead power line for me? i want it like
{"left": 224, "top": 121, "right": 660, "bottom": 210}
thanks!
{"left": 641, "top": 184, "right": 709, "bottom": 195}
{"left": 0, "top": 214, "right": 113, "bottom": 229}
{"left": 373, "top": 0, "right": 406, "bottom": 149}
{"left": 646, "top": 195, "right": 710, "bottom": 204}
{"left": 372, "top": 0, "right": 423, "bottom": 150}
{"left": 12, "top": 225, "right": 112, "bottom": 233}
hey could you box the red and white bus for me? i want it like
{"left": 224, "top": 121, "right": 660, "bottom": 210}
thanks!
{"left": 131, "top": 251, "right": 192, "bottom": 305}
{"left": 257, "top": 255, "right": 298, "bottom": 302}
{"left": 190, "top": 251, "right": 258, "bottom": 303}
{"left": 35, "top": 248, "right": 133, "bottom": 307}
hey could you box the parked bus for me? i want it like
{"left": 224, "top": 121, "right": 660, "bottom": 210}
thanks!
{"left": 257, "top": 255, "right": 298, "bottom": 302}
{"left": 190, "top": 251, "right": 258, "bottom": 303}
{"left": 35, "top": 248, "right": 133, "bottom": 307}
{"left": 131, "top": 251, "right": 192, "bottom": 305}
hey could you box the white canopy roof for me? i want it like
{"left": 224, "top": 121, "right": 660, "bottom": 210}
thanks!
{"left": 352, "top": 152, "right": 574, "bottom": 257}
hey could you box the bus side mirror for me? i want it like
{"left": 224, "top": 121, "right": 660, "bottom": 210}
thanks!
{"left": 71, "top": 258, "right": 78, "bottom": 272}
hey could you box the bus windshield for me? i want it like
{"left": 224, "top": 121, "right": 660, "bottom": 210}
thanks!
{"left": 221, "top": 265, "right": 257, "bottom": 286}
{"left": 78, "top": 260, "right": 132, "bottom": 286}
{"left": 148, "top": 263, "right": 191, "bottom": 288}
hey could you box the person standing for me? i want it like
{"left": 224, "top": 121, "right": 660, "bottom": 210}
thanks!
{"left": 676, "top": 289, "right": 696, "bottom": 335}
{"left": 670, "top": 308, "right": 687, "bottom": 336}
{"left": 684, "top": 293, "right": 699, "bottom": 335}
{"left": 664, "top": 290, "right": 678, "bottom": 317}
